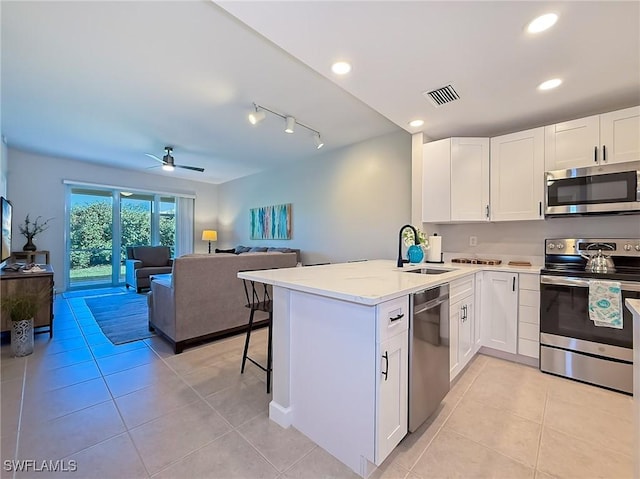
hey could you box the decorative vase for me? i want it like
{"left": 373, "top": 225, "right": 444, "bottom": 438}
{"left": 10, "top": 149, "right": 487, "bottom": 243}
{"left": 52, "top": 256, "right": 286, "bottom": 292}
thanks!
{"left": 407, "top": 244, "right": 424, "bottom": 263}
{"left": 23, "top": 237, "right": 37, "bottom": 252}
{"left": 11, "top": 318, "right": 34, "bottom": 357}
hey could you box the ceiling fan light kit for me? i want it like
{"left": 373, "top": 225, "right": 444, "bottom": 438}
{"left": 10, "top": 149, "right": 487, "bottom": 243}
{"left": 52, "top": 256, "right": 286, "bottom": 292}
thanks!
{"left": 145, "top": 146, "right": 205, "bottom": 173}
{"left": 248, "top": 102, "right": 324, "bottom": 149}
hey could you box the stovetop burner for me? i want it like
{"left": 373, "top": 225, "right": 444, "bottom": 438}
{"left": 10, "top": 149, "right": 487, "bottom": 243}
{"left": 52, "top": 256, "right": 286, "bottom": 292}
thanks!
{"left": 543, "top": 237, "right": 640, "bottom": 282}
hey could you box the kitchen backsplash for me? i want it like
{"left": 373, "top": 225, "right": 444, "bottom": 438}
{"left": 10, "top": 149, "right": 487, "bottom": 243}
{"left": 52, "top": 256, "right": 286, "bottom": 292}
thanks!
{"left": 424, "top": 214, "right": 640, "bottom": 261}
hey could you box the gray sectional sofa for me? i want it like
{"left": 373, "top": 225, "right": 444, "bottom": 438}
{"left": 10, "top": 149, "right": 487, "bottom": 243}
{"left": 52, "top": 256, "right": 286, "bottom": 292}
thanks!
{"left": 149, "top": 252, "right": 298, "bottom": 353}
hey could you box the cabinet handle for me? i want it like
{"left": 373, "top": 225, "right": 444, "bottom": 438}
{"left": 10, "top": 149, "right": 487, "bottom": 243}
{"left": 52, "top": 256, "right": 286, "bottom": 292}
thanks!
{"left": 602, "top": 145, "right": 607, "bottom": 162}
{"left": 594, "top": 146, "right": 598, "bottom": 163}
{"left": 382, "top": 352, "right": 389, "bottom": 381}
{"left": 390, "top": 313, "right": 404, "bottom": 322}
{"left": 539, "top": 201, "right": 542, "bottom": 217}
{"left": 485, "top": 205, "right": 489, "bottom": 218}
{"left": 512, "top": 277, "right": 516, "bottom": 292}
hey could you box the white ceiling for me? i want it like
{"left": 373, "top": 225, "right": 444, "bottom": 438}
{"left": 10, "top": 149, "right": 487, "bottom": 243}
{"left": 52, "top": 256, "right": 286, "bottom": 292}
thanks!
{"left": 2, "top": 1, "right": 639, "bottom": 185}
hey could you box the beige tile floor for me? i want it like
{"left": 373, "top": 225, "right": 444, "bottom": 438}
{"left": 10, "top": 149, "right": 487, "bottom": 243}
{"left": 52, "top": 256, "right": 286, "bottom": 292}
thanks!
{"left": 0, "top": 291, "right": 634, "bottom": 478}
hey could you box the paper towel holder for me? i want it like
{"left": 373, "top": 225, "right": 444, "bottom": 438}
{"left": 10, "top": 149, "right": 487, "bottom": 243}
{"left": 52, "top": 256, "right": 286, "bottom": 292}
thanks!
{"left": 425, "top": 233, "right": 444, "bottom": 264}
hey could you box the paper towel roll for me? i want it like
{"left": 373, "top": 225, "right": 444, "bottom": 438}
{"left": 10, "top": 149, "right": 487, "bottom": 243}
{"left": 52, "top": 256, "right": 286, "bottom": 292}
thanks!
{"left": 426, "top": 234, "right": 443, "bottom": 263}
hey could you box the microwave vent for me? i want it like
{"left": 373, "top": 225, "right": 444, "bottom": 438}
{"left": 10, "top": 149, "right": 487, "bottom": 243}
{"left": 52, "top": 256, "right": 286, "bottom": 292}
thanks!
{"left": 423, "top": 84, "right": 460, "bottom": 107}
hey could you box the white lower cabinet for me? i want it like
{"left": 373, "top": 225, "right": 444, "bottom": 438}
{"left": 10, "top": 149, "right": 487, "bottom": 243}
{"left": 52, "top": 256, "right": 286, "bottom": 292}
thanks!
{"left": 374, "top": 296, "right": 409, "bottom": 465}
{"left": 376, "top": 329, "right": 408, "bottom": 463}
{"left": 449, "top": 276, "right": 475, "bottom": 381}
{"left": 518, "top": 273, "right": 540, "bottom": 358}
{"left": 481, "top": 271, "right": 518, "bottom": 354}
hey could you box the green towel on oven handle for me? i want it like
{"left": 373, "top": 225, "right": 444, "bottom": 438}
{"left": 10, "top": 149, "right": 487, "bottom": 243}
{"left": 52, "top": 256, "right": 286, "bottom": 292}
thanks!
{"left": 588, "top": 280, "right": 622, "bottom": 329}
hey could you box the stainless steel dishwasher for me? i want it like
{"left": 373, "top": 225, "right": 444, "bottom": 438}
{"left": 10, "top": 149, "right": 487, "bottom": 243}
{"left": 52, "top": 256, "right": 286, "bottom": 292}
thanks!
{"left": 408, "top": 284, "right": 450, "bottom": 432}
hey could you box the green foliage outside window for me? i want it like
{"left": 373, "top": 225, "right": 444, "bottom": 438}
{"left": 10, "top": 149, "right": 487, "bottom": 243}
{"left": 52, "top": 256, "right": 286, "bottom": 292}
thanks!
{"left": 70, "top": 202, "right": 175, "bottom": 269}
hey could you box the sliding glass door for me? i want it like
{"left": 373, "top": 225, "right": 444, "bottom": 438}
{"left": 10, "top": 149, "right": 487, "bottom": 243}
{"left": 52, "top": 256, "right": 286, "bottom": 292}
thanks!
{"left": 67, "top": 186, "right": 177, "bottom": 289}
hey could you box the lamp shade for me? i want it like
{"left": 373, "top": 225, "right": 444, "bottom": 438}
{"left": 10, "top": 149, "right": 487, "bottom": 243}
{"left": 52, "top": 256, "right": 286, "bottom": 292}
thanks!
{"left": 202, "top": 230, "right": 218, "bottom": 241}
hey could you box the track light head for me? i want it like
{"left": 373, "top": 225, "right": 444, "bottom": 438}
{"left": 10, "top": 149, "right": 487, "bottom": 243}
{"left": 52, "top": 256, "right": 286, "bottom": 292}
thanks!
{"left": 314, "top": 133, "right": 324, "bottom": 149}
{"left": 248, "top": 108, "right": 266, "bottom": 125}
{"left": 284, "top": 116, "right": 296, "bottom": 134}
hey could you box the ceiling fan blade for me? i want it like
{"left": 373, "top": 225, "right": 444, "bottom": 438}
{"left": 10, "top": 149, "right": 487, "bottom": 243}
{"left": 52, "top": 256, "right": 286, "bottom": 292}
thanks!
{"left": 145, "top": 153, "right": 164, "bottom": 164}
{"left": 176, "top": 164, "right": 205, "bottom": 172}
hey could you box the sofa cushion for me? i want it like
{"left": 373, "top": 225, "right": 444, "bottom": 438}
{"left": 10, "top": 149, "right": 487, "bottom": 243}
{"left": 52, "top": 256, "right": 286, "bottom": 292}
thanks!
{"left": 133, "top": 246, "right": 170, "bottom": 267}
{"left": 267, "top": 247, "right": 291, "bottom": 253}
{"left": 135, "top": 265, "right": 172, "bottom": 278}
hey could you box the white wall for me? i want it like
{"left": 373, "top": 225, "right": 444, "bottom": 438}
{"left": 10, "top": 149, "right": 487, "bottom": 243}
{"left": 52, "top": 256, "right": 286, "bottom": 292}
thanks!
{"left": 6, "top": 148, "right": 218, "bottom": 290}
{"left": 218, "top": 130, "right": 412, "bottom": 265}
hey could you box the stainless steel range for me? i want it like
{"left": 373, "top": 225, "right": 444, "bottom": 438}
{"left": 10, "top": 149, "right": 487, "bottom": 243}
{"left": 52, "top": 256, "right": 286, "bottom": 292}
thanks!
{"left": 540, "top": 238, "right": 640, "bottom": 394}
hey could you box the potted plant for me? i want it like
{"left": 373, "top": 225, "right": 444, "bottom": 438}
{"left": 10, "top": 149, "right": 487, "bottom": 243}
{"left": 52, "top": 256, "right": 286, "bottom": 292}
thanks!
{"left": 19, "top": 214, "right": 52, "bottom": 252}
{"left": 1, "top": 288, "right": 48, "bottom": 356}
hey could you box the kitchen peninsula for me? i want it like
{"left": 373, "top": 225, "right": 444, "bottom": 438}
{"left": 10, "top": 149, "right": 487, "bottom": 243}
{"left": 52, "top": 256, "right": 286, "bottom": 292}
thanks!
{"left": 625, "top": 299, "right": 640, "bottom": 478}
{"left": 238, "top": 259, "right": 537, "bottom": 477}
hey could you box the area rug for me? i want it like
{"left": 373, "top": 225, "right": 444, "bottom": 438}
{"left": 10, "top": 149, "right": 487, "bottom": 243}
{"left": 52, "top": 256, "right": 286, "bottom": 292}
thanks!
{"left": 84, "top": 293, "right": 154, "bottom": 345}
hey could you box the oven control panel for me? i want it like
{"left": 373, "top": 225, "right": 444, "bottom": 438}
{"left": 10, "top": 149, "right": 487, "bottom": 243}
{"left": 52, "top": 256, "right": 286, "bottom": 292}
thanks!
{"left": 545, "top": 238, "right": 640, "bottom": 257}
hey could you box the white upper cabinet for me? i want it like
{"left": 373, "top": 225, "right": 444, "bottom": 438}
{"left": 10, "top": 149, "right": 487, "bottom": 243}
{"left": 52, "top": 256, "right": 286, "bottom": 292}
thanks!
{"left": 490, "top": 127, "right": 545, "bottom": 221}
{"left": 422, "top": 138, "right": 451, "bottom": 223}
{"left": 545, "top": 106, "right": 640, "bottom": 170}
{"left": 450, "top": 138, "right": 490, "bottom": 221}
{"left": 600, "top": 106, "right": 640, "bottom": 164}
{"left": 422, "top": 137, "right": 489, "bottom": 223}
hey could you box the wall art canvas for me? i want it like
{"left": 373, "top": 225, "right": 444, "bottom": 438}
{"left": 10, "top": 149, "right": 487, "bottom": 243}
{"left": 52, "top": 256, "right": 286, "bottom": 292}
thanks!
{"left": 250, "top": 203, "right": 291, "bottom": 240}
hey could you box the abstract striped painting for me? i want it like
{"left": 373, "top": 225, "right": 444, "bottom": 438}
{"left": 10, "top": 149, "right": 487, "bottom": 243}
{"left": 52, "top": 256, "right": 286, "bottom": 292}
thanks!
{"left": 250, "top": 203, "right": 292, "bottom": 240}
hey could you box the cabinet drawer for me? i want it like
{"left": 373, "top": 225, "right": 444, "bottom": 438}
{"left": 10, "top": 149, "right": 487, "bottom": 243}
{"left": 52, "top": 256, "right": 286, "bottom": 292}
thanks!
{"left": 518, "top": 321, "right": 539, "bottom": 341}
{"left": 450, "top": 276, "right": 474, "bottom": 302}
{"left": 519, "top": 274, "right": 540, "bottom": 291}
{"left": 519, "top": 304, "right": 539, "bottom": 325}
{"left": 518, "top": 338, "right": 539, "bottom": 359}
{"left": 377, "top": 296, "right": 409, "bottom": 342}
{"left": 519, "top": 290, "right": 539, "bottom": 308}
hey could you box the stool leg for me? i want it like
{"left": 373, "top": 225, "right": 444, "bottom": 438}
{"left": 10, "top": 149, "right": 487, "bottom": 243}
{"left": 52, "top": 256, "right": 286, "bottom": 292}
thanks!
{"left": 241, "top": 309, "right": 255, "bottom": 374}
{"left": 266, "top": 312, "right": 273, "bottom": 394}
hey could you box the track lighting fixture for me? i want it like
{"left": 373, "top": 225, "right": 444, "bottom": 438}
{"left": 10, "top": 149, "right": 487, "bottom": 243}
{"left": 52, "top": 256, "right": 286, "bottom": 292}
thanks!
{"left": 284, "top": 116, "right": 296, "bottom": 134}
{"left": 314, "top": 133, "right": 324, "bottom": 149}
{"left": 248, "top": 102, "right": 324, "bottom": 149}
{"left": 248, "top": 106, "right": 266, "bottom": 125}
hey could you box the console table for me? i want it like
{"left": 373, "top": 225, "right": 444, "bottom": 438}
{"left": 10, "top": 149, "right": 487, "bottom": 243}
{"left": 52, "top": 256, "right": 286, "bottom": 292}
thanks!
{"left": 11, "top": 250, "right": 50, "bottom": 265}
{"left": 1, "top": 265, "right": 54, "bottom": 337}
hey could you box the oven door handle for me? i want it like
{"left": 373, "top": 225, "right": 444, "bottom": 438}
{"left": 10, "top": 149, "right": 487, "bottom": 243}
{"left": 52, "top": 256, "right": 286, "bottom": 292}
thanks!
{"left": 541, "top": 275, "right": 640, "bottom": 292}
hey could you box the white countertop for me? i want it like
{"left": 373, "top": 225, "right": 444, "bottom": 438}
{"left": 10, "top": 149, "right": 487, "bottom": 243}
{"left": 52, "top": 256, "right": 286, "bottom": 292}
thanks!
{"left": 238, "top": 259, "right": 541, "bottom": 306}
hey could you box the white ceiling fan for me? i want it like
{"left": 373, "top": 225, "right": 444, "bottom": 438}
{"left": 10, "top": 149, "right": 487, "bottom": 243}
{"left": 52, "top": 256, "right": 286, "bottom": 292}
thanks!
{"left": 145, "top": 146, "right": 205, "bottom": 172}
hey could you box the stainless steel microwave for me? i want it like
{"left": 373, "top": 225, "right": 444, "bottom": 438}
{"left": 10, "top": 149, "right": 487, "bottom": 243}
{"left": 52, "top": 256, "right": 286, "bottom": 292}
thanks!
{"left": 545, "top": 161, "right": 640, "bottom": 216}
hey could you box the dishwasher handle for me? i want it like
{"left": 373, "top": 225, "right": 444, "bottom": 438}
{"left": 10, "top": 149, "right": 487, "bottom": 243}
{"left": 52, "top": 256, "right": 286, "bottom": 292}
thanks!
{"left": 414, "top": 294, "right": 449, "bottom": 314}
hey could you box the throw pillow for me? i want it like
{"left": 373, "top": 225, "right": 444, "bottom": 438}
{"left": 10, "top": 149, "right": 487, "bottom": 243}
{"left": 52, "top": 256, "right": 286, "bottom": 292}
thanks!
{"left": 249, "top": 246, "right": 268, "bottom": 252}
{"left": 235, "top": 245, "right": 251, "bottom": 254}
{"left": 215, "top": 248, "right": 235, "bottom": 254}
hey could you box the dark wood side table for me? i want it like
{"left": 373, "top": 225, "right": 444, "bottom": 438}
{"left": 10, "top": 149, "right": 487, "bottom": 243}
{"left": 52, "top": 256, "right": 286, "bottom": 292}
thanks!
{"left": 1, "top": 265, "right": 55, "bottom": 337}
{"left": 11, "top": 250, "right": 50, "bottom": 265}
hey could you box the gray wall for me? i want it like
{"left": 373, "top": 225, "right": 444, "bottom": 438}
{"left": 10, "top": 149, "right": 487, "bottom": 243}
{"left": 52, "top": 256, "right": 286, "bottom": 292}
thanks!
{"left": 218, "top": 130, "right": 412, "bottom": 265}
{"left": 6, "top": 148, "right": 219, "bottom": 290}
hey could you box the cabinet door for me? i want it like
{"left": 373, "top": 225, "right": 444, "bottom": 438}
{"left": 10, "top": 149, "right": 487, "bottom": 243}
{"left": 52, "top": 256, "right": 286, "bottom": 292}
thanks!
{"left": 376, "top": 330, "right": 408, "bottom": 465}
{"left": 451, "top": 138, "right": 490, "bottom": 221}
{"left": 459, "top": 298, "right": 474, "bottom": 366}
{"left": 481, "top": 271, "right": 518, "bottom": 354}
{"left": 600, "top": 106, "right": 640, "bottom": 164}
{"left": 544, "top": 115, "right": 600, "bottom": 170}
{"left": 449, "top": 298, "right": 461, "bottom": 380}
{"left": 422, "top": 138, "right": 451, "bottom": 223}
{"left": 490, "top": 127, "right": 545, "bottom": 221}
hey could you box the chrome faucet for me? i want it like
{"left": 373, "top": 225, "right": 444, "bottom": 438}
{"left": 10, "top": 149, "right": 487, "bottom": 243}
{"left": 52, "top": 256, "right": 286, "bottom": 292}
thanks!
{"left": 397, "top": 224, "right": 420, "bottom": 267}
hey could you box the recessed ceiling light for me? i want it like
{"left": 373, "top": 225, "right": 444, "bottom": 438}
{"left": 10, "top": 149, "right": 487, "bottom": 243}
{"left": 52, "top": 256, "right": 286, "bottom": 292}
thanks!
{"left": 527, "top": 13, "right": 558, "bottom": 33}
{"left": 409, "top": 119, "right": 424, "bottom": 127}
{"left": 538, "top": 78, "right": 562, "bottom": 90}
{"left": 331, "top": 61, "right": 351, "bottom": 75}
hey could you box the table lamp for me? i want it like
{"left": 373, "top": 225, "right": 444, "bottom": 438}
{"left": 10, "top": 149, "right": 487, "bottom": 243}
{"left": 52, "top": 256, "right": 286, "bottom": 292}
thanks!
{"left": 202, "top": 230, "right": 217, "bottom": 254}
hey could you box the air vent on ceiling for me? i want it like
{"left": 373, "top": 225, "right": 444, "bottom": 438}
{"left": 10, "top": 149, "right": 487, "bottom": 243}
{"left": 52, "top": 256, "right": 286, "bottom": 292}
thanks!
{"left": 423, "top": 84, "right": 460, "bottom": 107}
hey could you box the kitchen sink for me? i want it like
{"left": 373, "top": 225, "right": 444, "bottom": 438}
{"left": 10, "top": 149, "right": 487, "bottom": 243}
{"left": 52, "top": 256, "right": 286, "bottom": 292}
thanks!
{"left": 405, "top": 267, "right": 454, "bottom": 275}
